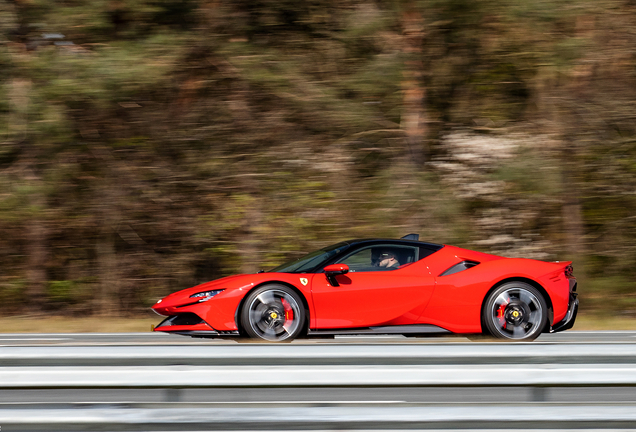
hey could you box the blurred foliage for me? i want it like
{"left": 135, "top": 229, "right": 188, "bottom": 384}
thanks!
{"left": 0, "top": 278, "right": 27, "bottom": 314}
{"left": 0, "top": 0, "right": 635, "bottom": 318}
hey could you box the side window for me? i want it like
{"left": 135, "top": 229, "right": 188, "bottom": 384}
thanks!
{"left": 339, "top": 248, "right": 373, "bottom": 272}
{"left": 337, "top": 245, "right": 419, "bottom": 272}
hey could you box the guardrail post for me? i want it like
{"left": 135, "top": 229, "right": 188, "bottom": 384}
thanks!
{"left": 531, "top": 386, "right": 547, "bottom": 402}
{"left": 165, "top": 388, "right": 182, "bottom": 402}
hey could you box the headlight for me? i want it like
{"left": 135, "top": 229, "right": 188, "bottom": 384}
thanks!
{"left": 189, "top": 289, "right": 224, "bottom": 302}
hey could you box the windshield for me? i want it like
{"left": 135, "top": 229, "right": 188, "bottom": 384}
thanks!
{"left": 269, "top": 241, "right": 350, "bottom": 273}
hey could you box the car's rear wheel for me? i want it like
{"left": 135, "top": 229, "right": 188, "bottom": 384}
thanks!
{"left": 240, "top": 284, "right": 305, "bottom": 342}
{"left": 483, "top": 281, "right": 547, "bottom": 341}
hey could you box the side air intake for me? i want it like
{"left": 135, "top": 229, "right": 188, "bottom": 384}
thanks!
{"left": 440, "top": 260, "right": 480, "bottom": 276}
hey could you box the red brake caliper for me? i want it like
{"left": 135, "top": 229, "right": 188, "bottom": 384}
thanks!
{"left": 497, "top": 303, "right": 507, "bottom": 329}
{"left": 281, "top": 298, "right": 294, "bottom": 322}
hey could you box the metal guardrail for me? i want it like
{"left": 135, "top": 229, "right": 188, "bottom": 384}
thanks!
{"left": 2, "top": 343, "right": 636, "bottom": 365}
{"left": 1, "top": 343, "right": 636, "bottom": 430}
{"left": 2, "top": 405, "right": 636, "bottom": 430}
{"left": 2, "top": 364, "right": 636, "bottom": 388}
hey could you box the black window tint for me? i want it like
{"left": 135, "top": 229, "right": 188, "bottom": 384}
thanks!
{"left": 337, "top": 244, "right": 419, "bottom": 272}
{"left": 419, "top": 246, "right": 440, "bottom": 260}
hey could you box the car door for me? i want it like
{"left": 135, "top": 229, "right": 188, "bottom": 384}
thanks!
{"left": 310, "top": 243, "right": 436, "bottom": 329}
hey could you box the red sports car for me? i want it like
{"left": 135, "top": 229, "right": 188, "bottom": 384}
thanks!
{"left": 152, "top": 235, "right": 578, "bottom": 342}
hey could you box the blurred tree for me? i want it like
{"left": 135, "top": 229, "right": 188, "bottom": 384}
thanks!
{"left": 0, "top": 0, "right": 635, "bottom": 318}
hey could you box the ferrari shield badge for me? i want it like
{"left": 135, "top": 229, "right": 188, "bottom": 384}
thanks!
{"left": 300, "top": 278, "right": 308, "bottom": 286}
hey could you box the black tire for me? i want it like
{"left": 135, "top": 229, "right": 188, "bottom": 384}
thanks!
{"left": 483, "top": 281, "right": 547, "bottom": 341}
{"left": 240, "top": 284, "right": 305, "bottom": 342}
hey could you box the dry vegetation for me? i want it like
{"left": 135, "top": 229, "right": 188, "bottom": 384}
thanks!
{"left": 1, "top": 0, "right": 635, "bottom": 324}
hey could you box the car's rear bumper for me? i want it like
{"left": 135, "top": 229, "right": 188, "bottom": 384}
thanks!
{"left": 552, "top": 292, "right": 578, "bottom": 333}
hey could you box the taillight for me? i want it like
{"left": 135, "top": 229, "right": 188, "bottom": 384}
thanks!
{"left": 565, "top": 264, "right": 573, "bottom": 278}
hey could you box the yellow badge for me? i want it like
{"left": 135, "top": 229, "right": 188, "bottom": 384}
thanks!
{"left": 300, "top": 278, "right": 308, "bottom": 286}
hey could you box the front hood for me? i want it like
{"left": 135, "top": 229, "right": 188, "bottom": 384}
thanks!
{"left": 153, "top": 273, "right": 257, "bottom": 311}
{"left": 172, "top": 274, "right": 250, "bottom": 297}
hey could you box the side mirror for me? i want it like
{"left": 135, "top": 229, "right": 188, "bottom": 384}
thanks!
{"left": 324, "top": 264, "right": 349, "bottom": 274}
{"left": 324, "top": 264, "right": 349, "bottom": 287}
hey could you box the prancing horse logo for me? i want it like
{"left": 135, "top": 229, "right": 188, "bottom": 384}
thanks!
{"left": 300, "top": 278, "right": 308, "bottom": 286}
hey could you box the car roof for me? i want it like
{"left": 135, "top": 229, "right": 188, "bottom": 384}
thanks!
{"left": 340, "top": 238, "right": 444, "bottom": 251}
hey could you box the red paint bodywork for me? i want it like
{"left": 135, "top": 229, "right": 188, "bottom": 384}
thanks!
{"left": 152, "top": 243, "right": 575, "bottom": 335}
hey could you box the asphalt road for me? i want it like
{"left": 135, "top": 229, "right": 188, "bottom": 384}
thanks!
{"left": 0, "top": 330, "right": 635, "bottom": 346}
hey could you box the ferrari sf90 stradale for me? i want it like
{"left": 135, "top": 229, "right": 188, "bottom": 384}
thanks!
{"left": 153, "top": 235, "right": 578, "bottom": 342}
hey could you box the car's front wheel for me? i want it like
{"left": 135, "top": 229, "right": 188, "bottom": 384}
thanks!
{"left": 240, "top": 284, "right": 305, "bottom": 342}
{"left": 483, "top": 281, "right": 547, "bottom": 341}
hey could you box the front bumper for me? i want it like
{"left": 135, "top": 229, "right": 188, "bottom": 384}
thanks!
{"left": 154, "top": 313, "right": 239, "bottom": 338}
{"left": 171, "top": 330, "right": 240, "bottom": 338}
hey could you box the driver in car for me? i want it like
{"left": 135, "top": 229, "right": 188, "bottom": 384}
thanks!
{"left": 376, "top": 251, "right": 400, "bottom": 270}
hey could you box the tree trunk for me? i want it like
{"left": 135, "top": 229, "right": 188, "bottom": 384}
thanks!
{"left": 10, "top": 78, "right": 49, "bottom": 312}
{"left": 560, "top": 140, "right": 586, "bottom": 259}
{"left": 94, "top": 151, "right": 122, "bottom": 317}
{"left": 25, "top": 182, "right": 48, "bottom": 312}
{"left": 238, "top": 193, "right": 263, "bottom": 274}
{"left": 96, "top": 232, "right": 118, "bottom": 317}
{"left": 400, "top": 8, "right": 426, "bottom": 165}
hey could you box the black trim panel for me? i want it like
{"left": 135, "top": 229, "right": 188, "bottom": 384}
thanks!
{"left": 156, "top": 313, "right": 204, "bottom": 327}
{"left": 308, "top": 324, "right": 450, "bottom": 336}
{"left": 172, "top": 330, "right": 240, "bottom": 338}
{"left": 551, "top": 293, "right": 579, "bottom": 333}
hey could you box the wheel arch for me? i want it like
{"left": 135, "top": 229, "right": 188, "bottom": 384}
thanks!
{"left": 234, "top": 280, "right": 311, "bottom": 336}
{"left": 480, "top": 277, "right": 553, "bottom": 334}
